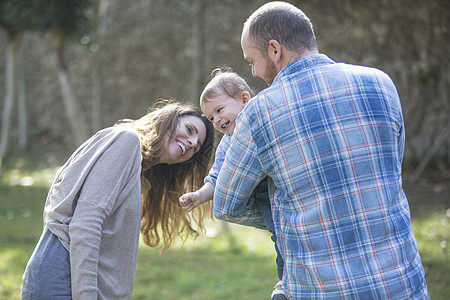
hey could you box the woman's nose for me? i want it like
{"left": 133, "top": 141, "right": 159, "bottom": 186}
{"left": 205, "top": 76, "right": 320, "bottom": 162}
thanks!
{"left": 188, "top": 135, "right": 199, "bottom": 147}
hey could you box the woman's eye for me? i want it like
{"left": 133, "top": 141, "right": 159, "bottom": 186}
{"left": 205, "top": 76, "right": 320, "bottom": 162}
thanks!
{"left": 186, "top": 126, "right": 192, "bottom": 134}
{"left": 217, "top": 108, "right": 222, "bottom": 113}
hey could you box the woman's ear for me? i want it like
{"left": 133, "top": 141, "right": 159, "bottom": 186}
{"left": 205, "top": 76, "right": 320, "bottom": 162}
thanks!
{"left": 241, "top": 91, "right": 251, "bottom": 104}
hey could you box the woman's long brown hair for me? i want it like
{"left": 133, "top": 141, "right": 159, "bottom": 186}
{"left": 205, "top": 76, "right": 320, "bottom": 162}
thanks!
{"left": 116, "top": 99, "right": 214, "bottom": 252}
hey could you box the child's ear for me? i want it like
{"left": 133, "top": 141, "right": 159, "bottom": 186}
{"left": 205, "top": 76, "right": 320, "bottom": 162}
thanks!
{"left": 241, "top": 91, "right": 251, "bottom": 104}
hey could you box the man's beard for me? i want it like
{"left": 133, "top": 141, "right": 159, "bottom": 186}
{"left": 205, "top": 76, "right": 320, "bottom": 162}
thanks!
{"left": 264, "top": 59, "right": 277, "bottom": 86}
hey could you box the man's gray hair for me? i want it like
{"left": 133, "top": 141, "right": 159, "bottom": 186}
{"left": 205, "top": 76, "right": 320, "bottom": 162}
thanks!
{"left": 244, "top": 1, "right": 317, "bottom": 56}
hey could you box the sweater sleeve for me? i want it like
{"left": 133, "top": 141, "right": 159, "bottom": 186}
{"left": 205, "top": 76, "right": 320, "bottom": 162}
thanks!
{"left": 69, "top": 130, "right": 141, "bottom": 299}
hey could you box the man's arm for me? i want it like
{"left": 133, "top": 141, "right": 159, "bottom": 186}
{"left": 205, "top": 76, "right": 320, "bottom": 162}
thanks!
{"left": 214, "top": 114, "right": 266, "bottom": 229}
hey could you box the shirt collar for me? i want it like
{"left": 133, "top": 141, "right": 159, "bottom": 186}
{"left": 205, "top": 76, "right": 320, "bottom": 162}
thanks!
{"left": 272, "top": 53, "right": 335, "bottom": 84}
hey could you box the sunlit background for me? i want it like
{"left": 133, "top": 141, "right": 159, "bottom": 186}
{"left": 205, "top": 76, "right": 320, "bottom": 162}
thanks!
{"left": 0, "top": 0, "right": 448, "bottom": 299}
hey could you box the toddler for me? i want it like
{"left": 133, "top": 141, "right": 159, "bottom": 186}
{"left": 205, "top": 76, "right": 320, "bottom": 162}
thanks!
{"left": 179, "top": 69, "right": 288, "bottom": 300}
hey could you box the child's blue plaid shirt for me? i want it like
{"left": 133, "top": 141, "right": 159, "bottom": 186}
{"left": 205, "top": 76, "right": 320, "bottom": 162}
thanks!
{"left": 214, "top": 54, "right": 428, "bottom": 299}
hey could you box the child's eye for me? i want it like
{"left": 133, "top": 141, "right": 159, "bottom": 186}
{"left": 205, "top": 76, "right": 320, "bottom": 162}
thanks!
{"left": 209, "top": 117, "right": 214, "bottom": 122}
{"left": 217, "top": 108, "right": 222, "bottom": 113}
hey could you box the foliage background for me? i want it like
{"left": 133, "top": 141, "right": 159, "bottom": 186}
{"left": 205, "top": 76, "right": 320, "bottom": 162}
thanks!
{"left": 0, "top": 0, "right": 449, "bottom": 299}
{"left": 0, "top": 0, "right": 448, "bottom": 166}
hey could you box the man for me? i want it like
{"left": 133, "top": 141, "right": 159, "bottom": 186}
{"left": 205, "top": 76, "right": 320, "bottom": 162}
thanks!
{"left": 214, "top": 1, "right": 429, "bottom": 299}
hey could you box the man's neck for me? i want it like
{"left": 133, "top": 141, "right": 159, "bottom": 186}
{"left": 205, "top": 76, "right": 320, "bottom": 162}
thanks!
{"left": 284, "top": 48, "right": 319, "bottom": 67}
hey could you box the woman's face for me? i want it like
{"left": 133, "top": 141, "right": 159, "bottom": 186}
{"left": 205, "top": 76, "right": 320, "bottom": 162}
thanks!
{"left": 159, "top": 115, "right": 207, "bottom": 165}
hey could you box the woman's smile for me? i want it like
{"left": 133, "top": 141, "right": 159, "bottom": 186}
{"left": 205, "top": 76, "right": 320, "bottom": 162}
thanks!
{"left": 177, "top": 140, "right": 186, "bottom": 155}
{"left": 159, "top": 115, "right": 207, "bottom": 164}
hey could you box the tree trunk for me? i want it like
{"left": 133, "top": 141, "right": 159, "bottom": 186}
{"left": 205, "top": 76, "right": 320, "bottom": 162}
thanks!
{"left": 189, "top": 0, "right": 203, "bottom": 104}
{"left": 0, "top": 33, "right": 20, "bottom": 157}
{"left": 17, "top": 33, "right": 27, "bottom": 149}
{"left": 54, "top": 29, "right": 89, "bottom": 146}
{"left": 90, "top": 0, "right": 105, "bottom": 133}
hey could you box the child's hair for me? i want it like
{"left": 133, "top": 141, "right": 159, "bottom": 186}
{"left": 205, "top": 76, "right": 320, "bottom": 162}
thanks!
{"left": 200, "top": 67, "right": 255, "bottom": 107}
{"left": 115, "top": 99, "right": 214, "bottom": 252}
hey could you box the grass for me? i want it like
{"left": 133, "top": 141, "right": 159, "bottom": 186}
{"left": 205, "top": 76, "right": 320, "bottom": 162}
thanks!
{"left": 0, "top": 149, "right": 449, "bottom": 299}
{"left": 132, "top": 226, "right": 277, "bottom": 300}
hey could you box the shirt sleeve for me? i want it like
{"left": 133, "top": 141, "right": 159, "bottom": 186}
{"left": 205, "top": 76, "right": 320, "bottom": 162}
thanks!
{"left": 204, "top": 134, "right": 231, "bottom": 187}
{"left": 214, "top": 113, "right": 266, "bottom": 229}
{"left": 68, "top": 130, "right": 141, "bottom": 299}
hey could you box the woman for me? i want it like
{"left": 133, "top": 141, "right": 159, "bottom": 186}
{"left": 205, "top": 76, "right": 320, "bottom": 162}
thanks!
{"left": 21, "top": 100, "right": 214, "bottom": 300}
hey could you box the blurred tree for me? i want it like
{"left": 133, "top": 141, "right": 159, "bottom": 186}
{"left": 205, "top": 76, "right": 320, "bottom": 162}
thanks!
{"left": 0, "top": 0, "right": 34, "bottom": 156}
{"left": 0, "top": 0, "right": 447, "bottom": 170}
{"left": 189, "top": 0, "right": 203, "bottom": 103}
{"left": 0, "top": 0, "right": 93, "bottom": 156}
{"left": 33, "top": 0, "right": 92, "bottom": 146}
{"left": 296, "top": 0, "right": 449, "bottom": 168}
{"left": 88, "top": 0, "right": 106, "bottom": 133}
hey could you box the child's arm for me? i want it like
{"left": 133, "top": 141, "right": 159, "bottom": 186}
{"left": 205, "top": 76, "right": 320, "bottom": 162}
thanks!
{"left": 179, "top": 181, "right": 215, "bottom": 212}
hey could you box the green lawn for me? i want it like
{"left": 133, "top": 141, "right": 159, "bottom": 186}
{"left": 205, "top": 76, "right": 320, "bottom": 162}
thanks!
{"left": 0, "top": 151, "right": 448, "bottom": 299}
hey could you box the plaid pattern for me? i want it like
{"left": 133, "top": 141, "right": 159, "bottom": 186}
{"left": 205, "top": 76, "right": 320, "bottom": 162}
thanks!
{"left": 204, "top": 134, "right": 232, "bottom": 187}
{"left": 214, "top": 54, "right": 428, "bottom": 299}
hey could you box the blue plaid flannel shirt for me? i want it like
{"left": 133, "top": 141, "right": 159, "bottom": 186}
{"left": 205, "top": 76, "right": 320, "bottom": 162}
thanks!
{"left": 214, "top": 54, "right": 428, "bottom": 299}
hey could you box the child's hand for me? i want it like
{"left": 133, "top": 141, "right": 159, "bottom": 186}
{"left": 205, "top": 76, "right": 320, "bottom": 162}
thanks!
{"left": 179, "top": 192, "right": 200, "bottom": 212}
{"left": 179, "top": 182, "right": 213, "bottom": 212}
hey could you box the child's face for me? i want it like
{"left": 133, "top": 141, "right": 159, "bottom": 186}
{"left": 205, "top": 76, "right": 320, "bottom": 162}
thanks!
{"left": 201, "top": 92, "right": 250, "bottom": 135}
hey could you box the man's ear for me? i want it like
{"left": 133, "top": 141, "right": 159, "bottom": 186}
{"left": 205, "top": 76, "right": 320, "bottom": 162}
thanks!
{"left": 267, "top": 39, "right": 281, "bottom": 63}
{"left": 241, "top": 91, "right": 251, "bottom": 104}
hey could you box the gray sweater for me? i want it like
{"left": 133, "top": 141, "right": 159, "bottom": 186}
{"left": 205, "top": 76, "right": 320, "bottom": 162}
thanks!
{"left": 44, "top": 127, "right": 142, "bottom": 299}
